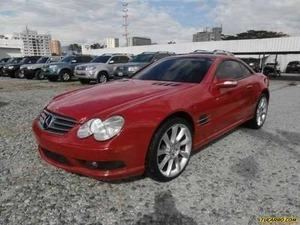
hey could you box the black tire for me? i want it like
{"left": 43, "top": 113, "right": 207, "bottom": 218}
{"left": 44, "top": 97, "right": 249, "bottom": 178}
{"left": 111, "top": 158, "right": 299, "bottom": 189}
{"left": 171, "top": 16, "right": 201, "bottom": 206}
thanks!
{"left": 146, "top": 117, "right": 193, "bottom": 182}
{"left": 246, "top": 94, "right": 268, "bottom": 129}
{"left": 79, "top": 79, "right": 90, "bottom": 84}
{"left": 35, "top": 69, "right": 44, "bottom": 80}
{"left": 48, "top": 76, "right": 58, "bottom": 82}
{"left": 59, "top": 70, "right": 72, "bottom": 82}
{"left": 96, "top": 72, "right": 108, "bottom": 84}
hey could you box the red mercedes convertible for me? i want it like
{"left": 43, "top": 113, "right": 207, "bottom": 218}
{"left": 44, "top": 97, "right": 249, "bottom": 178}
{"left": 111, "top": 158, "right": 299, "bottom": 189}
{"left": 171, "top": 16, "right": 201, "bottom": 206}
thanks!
{"left": 33, "top": 54, "right": 269, "bottom": 181}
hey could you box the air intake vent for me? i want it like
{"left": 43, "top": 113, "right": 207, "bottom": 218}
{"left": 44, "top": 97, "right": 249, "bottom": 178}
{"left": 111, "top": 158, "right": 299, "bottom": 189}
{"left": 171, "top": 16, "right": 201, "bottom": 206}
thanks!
{"left": 39, "top": 110, "right": 77, "bottom": 134}
{"left": 152, "top": 82, "right": 180, "bottom": 86}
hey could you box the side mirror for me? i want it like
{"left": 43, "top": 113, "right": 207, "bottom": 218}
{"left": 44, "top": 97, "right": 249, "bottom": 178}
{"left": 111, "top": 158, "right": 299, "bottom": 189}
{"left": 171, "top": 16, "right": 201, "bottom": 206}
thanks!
{"left": 216, "top": 80, "right": 238, "bottom": 88}
{"left": 71, "top": 59, "right": 77, "bottom": 63}
{"left": 109, "top": 60, "right": 114, "bottom": 64}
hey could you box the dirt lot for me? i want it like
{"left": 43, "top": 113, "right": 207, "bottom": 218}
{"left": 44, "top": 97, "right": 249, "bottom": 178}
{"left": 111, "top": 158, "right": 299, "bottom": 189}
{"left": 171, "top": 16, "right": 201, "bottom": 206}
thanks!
{"left": 0, "top": 77, "right": 299, "bottom": 225}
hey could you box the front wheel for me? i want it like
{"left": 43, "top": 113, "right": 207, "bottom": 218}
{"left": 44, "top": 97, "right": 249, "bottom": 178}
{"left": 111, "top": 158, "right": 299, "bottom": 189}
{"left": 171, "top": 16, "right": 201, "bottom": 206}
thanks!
{"left": 96, "top": 72, "right": 108, "bottom": 84}
{"left": 246, "top": 94, "right": 268, "bottom": 129}
{"left": 35, "top": 69, "right": 44, "bottom": 80}
{"left": 59, "top": 70, "right": 72, "bottom": 82}
{"left": 146, "top": 117, "right": 193, "bottom": 182}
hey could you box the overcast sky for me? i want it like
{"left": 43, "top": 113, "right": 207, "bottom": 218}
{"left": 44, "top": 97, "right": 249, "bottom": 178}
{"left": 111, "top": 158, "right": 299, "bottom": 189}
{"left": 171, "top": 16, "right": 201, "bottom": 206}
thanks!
{"left": 0, "top": 0, "right": 299, "bottom": 46}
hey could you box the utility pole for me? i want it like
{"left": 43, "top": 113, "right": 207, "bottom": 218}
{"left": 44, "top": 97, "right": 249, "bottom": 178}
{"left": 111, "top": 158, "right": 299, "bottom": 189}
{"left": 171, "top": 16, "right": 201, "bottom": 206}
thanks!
{"left": 122, "top": 1, "right": 129, "bottom": 47}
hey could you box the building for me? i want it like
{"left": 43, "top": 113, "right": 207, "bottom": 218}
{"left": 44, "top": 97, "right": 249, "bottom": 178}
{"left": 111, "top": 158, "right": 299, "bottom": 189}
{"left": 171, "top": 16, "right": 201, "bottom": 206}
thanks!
{"left": 14, "top": 27, "right": 51, "bottom": 56}
{"left": 0, "top": 36, "right": 23, "bottom": 58}
{"left": 105, "top": 38, "right": 119, "bottom": 48}
{"left": 193, "top": 27, "right": 222, "bottom": 42}
{"left": 82, "top": 36, "right": 300, "bottom": 72}
{"left": 128, "top": 37, "right": 151, "bottom": 46}
{"left": 50, "top": 40, "right": 61, "bottom": 55}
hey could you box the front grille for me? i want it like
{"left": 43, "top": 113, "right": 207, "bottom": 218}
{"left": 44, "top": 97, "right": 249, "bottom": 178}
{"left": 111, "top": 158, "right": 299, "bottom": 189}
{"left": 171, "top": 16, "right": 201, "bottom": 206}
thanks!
{"left": 76, "top": 66, "right": 86, "bottom": 70}
{"left": 39, "top": 110, "right": 77, "bottom": 134}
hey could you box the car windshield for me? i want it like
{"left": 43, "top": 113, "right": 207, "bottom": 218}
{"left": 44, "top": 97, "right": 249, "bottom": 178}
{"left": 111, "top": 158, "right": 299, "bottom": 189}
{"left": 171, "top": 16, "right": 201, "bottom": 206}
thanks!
{"left": 11, "top": 58, "right": 23, "bottom": 64}
{"left": 134, "top": 57, "right": 213, "bottom": 83}
{"left": 37, "top": 57, "right": 48, "bottom": 63}
{"left": 20, "top": 57, "right": 31, "bottom": 64}
{"left": 92, "top": 56, "right": 111, "bottom": 63}
{"left": 0, "top": 58, "right": 9, "bottom": 63}
{"left": 288, "top": 61, "right": 299, "bottom": 66}
{"left": 61, "top": 56, "right": 75, "bottom": 63}
{"left": 130, "top": 54, "right": 154, "bottom": 63}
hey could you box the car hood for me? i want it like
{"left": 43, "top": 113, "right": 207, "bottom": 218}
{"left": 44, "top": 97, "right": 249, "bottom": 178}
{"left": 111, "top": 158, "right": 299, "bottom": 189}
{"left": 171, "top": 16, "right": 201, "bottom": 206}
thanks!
{"left": 47, "top": 79, "right": 194, "bottom": 122}
{"left": 76, "top": 63, "right": 105, "bottom": 68}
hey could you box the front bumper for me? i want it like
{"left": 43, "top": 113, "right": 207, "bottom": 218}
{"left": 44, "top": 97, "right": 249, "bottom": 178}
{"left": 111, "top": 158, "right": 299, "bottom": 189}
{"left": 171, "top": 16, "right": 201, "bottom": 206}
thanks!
{"left": 2, "top": 68, "right": 17, "bottom": 77}
{"left": 74, "top": 70, "right": 97, "bottom": 80}
{"left": 42, "top": 68, "right": 59, "bottom": 78}
{"left": 32, "top": 118, "right": 145, "bottom": 180}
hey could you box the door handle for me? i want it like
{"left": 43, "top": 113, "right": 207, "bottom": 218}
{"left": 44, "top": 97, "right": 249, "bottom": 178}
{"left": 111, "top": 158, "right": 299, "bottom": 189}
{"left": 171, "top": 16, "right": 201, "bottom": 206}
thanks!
{"left": 246, "top": 85, "right": 253, "bottom": 89}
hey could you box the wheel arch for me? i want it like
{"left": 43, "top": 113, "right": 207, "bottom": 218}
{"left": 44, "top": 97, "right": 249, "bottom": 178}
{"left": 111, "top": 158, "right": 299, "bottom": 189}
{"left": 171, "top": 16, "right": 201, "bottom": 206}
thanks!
{"left": 97, "top": 70, "right": 109, "bottom": 76}
{"left": 261, "top": 88, "right": 270, "bottom": 101}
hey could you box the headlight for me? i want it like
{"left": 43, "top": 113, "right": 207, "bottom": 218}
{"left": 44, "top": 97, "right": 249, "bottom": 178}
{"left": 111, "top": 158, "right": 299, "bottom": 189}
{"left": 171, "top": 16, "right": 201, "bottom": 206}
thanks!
{"left": 8, "top": 66, "right": 14, "bottom": 69}
{"left": 128, "top": 66, "right": 140, "bottom": 72}
{"left": 86, "top": 66, "right": 96, "bottom": 71}
{"left": 28, "top": 66, "right": 33, "bottom": 69}
{"left": 77, "top": 116, "right": 125, "bottom": 141}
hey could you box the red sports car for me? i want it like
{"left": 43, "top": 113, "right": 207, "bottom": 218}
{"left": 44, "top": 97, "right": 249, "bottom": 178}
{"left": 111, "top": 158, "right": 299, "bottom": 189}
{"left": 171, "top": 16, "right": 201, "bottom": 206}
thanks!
{"left": 33, "top": 54, "right": 269, "bottom": 181}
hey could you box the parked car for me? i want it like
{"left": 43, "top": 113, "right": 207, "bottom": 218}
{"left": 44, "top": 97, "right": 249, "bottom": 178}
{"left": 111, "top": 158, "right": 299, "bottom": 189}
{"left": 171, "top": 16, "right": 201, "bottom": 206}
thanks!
{"left": 21, "top": 56, "right": 63, "bottom": 80}
{"left": 33, "top": 54, "right": 269, "bottom": 181}
{"left": 263, "top": 62, "right": 281, "bottom": 76}
{"left": 286, "top": 61, "right": 300, "bottom": 73}
{"left": 240, "top": 58, "right": 261, "bottom": 72}
{"left": 113, "top": 51, "right": 174, "bottom": 79}
{"left": 2, "top": 57, "right": 24, "bottom": 77}
{"left": 75, "top": 54, "right": 130, "bottom": 84}
{"left": 43, "top": 55, "right": 94, "bottom": 82}
{"left": 2, "top": 56, "right": 41, "bottom": 78}
{"left": 0, "top": 57, "right": 11, "bottom": 76}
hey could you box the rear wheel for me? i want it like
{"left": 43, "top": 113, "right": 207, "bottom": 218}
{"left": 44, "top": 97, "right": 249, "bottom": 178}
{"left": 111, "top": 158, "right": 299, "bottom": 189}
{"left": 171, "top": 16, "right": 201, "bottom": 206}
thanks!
{"left": 79, "top": 79, "right": 90, "bottom": 84}
{"left": 146, "top": 117, "right": 193, "bottom": 182}
{"left": 59, "top": 70, "right": 72, "bottom": 82}
{"left": 97, "top": 72, "right": 108, "bottom": 84}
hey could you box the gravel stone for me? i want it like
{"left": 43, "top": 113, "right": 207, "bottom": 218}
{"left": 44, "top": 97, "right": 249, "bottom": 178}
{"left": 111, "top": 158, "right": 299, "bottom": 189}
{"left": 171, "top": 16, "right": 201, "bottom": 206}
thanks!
{"left": 0, "top": 77, "right": 299, "bottom": 225}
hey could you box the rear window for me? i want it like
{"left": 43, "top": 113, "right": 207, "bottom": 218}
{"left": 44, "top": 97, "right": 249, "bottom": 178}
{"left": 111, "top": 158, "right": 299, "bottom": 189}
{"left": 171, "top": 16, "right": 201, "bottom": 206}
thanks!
{"left": 134, "top": 57, "right": 213, "bottom": 83}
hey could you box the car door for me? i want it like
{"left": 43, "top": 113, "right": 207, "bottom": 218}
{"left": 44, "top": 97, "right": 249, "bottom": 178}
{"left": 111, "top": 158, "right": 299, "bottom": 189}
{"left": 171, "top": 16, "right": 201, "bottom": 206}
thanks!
{"left": 207, "top": 60, "right": 247, "bottom": 135}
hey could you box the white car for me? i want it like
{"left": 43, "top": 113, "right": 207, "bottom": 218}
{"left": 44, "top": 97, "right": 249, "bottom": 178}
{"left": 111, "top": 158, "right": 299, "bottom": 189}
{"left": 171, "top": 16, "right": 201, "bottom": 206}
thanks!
{"left": 74, "top": 54, "right": 130, "bottom": 84}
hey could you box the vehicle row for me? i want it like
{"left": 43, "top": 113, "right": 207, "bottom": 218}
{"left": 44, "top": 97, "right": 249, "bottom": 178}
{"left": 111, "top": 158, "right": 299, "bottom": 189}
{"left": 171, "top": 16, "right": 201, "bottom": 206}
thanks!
{"left": 1, "top": 52, "right": 298, "bottom": 84}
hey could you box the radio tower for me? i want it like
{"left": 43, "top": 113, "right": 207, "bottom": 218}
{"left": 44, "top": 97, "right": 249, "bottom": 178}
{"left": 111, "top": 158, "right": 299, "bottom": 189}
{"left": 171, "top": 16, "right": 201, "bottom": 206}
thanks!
{"left": 122, "top": 1, "right": 129, "bottom": 46}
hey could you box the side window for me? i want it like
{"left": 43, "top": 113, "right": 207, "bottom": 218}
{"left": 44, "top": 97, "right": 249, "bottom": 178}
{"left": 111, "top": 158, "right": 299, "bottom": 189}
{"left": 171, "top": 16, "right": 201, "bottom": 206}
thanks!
{"left": 110, "top": 56, "right": 122, "bottom": 64}
{"left": 119, "top": 56, "right": 129, "bottom": 63}
{"left": 81, "top": 56, "right": 92, "bottom": 63}
{"left": 216, "top": 60, "right": 243, "bottom": 80}
{"left": 239, "top": 62, "right": 252, "bottom": 78}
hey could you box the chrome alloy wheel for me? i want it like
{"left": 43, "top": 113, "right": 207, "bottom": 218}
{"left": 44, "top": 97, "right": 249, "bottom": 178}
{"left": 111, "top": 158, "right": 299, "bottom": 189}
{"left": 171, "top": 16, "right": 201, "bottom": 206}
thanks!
{"left": 99, "top": 74, "right": 107, "bottom": 83}
{"left": 62, "top": 73, "right": 70, "bottom": 81}
{"left": 256, "top": 96, "right": 268, "bottom": 126}
{"left": 157, "top": 124, "right": 192, "bottom": 178}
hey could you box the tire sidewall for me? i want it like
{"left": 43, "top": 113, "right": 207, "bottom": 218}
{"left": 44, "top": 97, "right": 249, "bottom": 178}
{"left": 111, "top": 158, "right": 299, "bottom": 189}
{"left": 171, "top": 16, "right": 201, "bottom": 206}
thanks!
{"left": 254, "top": 94, "right": 268, "bottom": 128}
{"left": 146, "top": 117, "right": 193, "bottom": 182}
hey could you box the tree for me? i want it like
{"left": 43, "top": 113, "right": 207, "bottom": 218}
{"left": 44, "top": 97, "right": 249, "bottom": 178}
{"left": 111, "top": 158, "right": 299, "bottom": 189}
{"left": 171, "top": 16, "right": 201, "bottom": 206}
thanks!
{"left": 68, "top": 43, "right": 82, "bottom": 53}
{"left": 90, "top": 43, "right": 105, "bottom": 49}
{"left": 222, "top": 30, "right": 289, "bottom": 40}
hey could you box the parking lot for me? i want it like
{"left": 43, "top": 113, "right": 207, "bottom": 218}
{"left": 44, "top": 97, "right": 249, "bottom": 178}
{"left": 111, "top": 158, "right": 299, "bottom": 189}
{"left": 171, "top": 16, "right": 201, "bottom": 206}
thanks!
{"left": 0, "top": 77, "right": 299, "bottom": 225}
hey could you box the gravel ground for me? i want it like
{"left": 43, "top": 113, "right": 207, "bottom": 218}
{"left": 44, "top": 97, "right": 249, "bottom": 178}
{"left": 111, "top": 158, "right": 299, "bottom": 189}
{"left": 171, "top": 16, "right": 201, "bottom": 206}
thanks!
{"left": 0, "top": 77, "right": 299, "bottom": 225}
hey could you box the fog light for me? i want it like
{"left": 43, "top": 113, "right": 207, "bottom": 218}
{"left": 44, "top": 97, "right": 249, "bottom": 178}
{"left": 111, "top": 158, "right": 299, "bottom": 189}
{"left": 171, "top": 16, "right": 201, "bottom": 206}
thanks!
{"left": 84, "top": 160, "right": 125, "bottom": 170}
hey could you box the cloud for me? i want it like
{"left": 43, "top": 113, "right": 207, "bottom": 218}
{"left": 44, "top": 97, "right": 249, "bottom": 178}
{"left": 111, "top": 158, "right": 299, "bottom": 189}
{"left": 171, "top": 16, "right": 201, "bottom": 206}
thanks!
{"left": 0, "top": 0, "right": 299, "bottom": 46}
{"left": 213, "top": 0, "right": 300, "bottom": 35}
{"left": 0, "top": 0, "right": 197, "bottom": 45}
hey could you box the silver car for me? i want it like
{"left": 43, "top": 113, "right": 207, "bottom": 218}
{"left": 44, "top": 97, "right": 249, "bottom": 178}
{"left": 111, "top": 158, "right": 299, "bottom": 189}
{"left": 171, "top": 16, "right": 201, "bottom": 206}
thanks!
{"left": 74, "top": 54, "right": 130, "bottom": 84}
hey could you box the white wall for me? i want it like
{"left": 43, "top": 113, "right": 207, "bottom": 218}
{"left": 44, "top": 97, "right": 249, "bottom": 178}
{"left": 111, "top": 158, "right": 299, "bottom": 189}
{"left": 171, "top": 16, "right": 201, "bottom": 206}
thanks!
{"left": 82, "top": 36, "right": 300, "bottom": 55}
{"left": 0, "top": 39, "right": 23, "bottom": 58}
